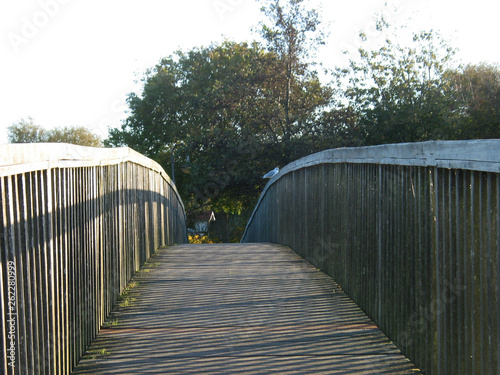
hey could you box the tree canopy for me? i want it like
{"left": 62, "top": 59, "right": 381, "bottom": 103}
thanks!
{"left": 335, "top": 22, "right": 457, "bottom": 144}
{"left": 334, "top": 18, "right": 500, "bottom": 144}
{"left": 8, "top": 118, "right": 103, "bottom": 147}
{"left": 446, "top": 63, "right": 500, "bottom": 139}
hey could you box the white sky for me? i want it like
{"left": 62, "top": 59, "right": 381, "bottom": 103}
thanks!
{"left": 1, "top": 0, "right": 498, "bottom": 144}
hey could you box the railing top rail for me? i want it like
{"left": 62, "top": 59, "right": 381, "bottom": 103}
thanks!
{"left": 0, "top": 143, "right": 170, "bottom": 180}
{"left": 273, "top": 140, "right": 500, "bottom": 182}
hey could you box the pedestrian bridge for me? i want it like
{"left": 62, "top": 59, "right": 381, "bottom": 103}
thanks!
{"left": 1, "top": 141, "right": 499, "bottom": 374}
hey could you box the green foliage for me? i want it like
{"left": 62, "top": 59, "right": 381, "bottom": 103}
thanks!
{"left": 257, "top": 0, "right": 332, "bottom": 141}
{"left": 258, "top": 0, "right": 326, "bottom": 63}
{"left": 446, "top": 63, "right": 500, "bottom": 139}
{"left": 8, "top": 117, "right": 102, "bottom": 147}
{"left": 46, "top": 126, "right": 102, "bottom": 147}
{"left": 7, "top": 117, "right": 47, "bottom": 143}
{"left": 335, "top": 15, "right": 499, "bottom": 144}
{"left": 106, "top": 2, "right": 336, "bottom": 239}
{"left": 336, "top": 22, "right": 458, "bottom": 144}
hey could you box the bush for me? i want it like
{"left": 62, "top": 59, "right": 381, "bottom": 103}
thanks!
{"left": 188, "top": 235, "right": 219, "bottom": 244}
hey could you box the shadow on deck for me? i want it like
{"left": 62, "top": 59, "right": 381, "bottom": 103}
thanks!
{"left": 72, "top": 243, "right": 420, "bottom": 374}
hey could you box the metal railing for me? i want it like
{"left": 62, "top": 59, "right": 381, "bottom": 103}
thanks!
{"left": 242, "top": 140, "right": 500, "bottom": 375}
{"left": 0, "top": 143, "right": 187, "bottom": 374}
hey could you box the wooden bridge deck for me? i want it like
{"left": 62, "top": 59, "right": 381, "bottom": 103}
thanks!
{"left": 72, "top": 243, "right": 420, "bottom": 374}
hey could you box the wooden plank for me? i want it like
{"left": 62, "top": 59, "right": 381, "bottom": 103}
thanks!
{"left": 73, "top": 244, "right": 420, "bottom": 374}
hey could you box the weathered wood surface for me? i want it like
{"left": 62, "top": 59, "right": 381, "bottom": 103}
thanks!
{"left": 261, "top": 141, "right": 500, "bottom": 182}
{"left": 73, "top": 243, "right": 419, "bottom": 374}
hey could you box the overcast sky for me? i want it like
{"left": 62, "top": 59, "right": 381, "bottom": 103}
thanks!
{"left": 1, "top": 0, "right": 498, "bottom": 144}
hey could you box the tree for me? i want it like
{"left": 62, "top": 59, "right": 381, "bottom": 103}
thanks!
{"left": 7, "top": 117, "right": 47, "bottom": 143}
{"left": 257, "top": 0, "right": 332, "bottom": 143}
{"left": 313, "top": 106, "right": 365, "bottom": 149}
{"left": 446, "top": 63, "right": 500, "bottom": 139}
{"left": 107, "top": 1, "right": 336, "bottom": 241}
{"left": 46, "top": 126, "right": 102, "bottom": 147}
{"left": 8, "top": 118, "right": 102, "bottom": 147}
{"left": 107, "top": 42, "right": 283, "bottom": 215}
{"left": 336, "top": 19, "right": 458, "bottom": 144}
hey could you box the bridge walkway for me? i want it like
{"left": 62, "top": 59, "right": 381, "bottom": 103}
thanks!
{"left": 72, "top": 243, "right": 420, "bottom": 374}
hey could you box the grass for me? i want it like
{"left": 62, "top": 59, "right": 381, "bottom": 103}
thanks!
{"left": 84, "top": 347, "right": 110, "bottom": 360}
{"left": 102, "top": 318, "right": 119, "bottom": 328}
{"left": 119, "top": 297, "right": 136, "bottom": 308}
{"left": 110, "top": 253, "right": 163, "bottom": 312}
{"left": 138, "top": 260, "right": 161, "bottom": 274}
{"left": 118, "top": 292, "right": 137, "bottom": 308}
{"left": 127, "top": 281, "right": 139, "bottom": 289}
{"left": 118, "top": 280, "right": 140, "bottom": 308}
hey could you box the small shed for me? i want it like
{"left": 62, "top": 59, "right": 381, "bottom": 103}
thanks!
{"left": 192, "top": 211, "right": 216, "bottom": 234}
